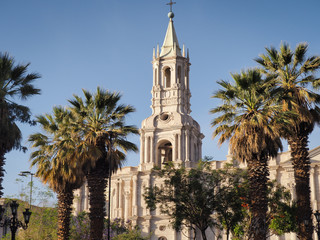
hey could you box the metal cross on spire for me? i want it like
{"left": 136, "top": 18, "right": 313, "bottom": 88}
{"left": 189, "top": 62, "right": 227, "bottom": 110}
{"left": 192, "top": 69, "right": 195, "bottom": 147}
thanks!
{"left": 166, "top": 0, "right": 176, "bottom": 12}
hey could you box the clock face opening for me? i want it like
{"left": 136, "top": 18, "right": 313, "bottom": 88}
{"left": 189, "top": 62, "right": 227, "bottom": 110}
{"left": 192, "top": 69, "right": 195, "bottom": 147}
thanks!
{"left": 160, "top": 113, "right": 169, "bottom": 121}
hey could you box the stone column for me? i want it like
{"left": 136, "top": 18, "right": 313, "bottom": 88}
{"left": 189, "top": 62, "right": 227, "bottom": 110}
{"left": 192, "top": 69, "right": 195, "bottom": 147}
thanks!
{"left": 190, "top": 132, "right": 194, "bottom": 162}
{"left": 82, "top": 182, "right": 90, "bottom": 211}
{"left": 185, "top": 130, "right": 190, "bottom": 162}
{"left": 174, "top": 134, "right": 178, "bottom": 161}
{"left": 150, "top": 135, "right": 154, "bottom": 163}
{"left": 85, "top": 183, "right": 89, "bottom": 211}
{"left": 316, "top": 166, "right": 319, "bottom": 208}
{"left": 181, "top": 130, "right": 185, "bottom": 161}
{"left": 116, "top": 182, "right": 120, "bottom": 209}
{"left": 145, "top": 136, "right": 150, "bottom": 164}
{"left": 132, "top": 175, "right": 138, "bottom": 216}
{"left": 140, "top": 134, "right": 145, "bottom": 164}
{"left": 75, "top": 189, "right": 80, "bottom": 213}
{"left": 310, "top": 167, "right": 318, "bottom": 209}
{"left": 111, "top": 187, "right": 115, "bottom": 219}
{"left": 116, "top": 181, "right": 120, "bottom": 217}
{"left": 199, "top": 140, "right": 202, "bottom": 160}
{"left": 119, "top": 181, "right": 123, "bottom": 218}
{"left": 178, "top": 133, "right": 181, "bottom": 160}
{"left": 124, "top": 189, "right": 130, "bottom": 221}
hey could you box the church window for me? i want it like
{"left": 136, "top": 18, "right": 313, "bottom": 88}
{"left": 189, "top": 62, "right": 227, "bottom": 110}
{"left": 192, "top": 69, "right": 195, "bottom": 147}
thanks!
{"left": 159, "top": 225, "right": 166, "bottom": 231}
{"left": 160, "top": 113, "right": 169, "bottom": 121}
{"left": 164, "top": 68, "right": 171, "bottom": 88}
{"left": 158, "top": 237, "right": 167, "bottom": 240}
{"left": 177, "top": 66, "right": 181, "bottom": 83}
{"left": 157, "top": 141, "right": 173, "bottom": 167}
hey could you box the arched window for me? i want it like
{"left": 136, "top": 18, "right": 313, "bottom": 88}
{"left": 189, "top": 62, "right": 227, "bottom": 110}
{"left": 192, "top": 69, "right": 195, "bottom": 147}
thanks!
{"left": 177, "top": 66, "right": 181, "bottom": 83}
{"left": 158, "top": 237, "right": 167, "bottom": 240}
{"left": 157, "top": 141, "right": 172, "bottom": 167}
{"left": 164, "top": 68, "right": 171, "bottom": 88}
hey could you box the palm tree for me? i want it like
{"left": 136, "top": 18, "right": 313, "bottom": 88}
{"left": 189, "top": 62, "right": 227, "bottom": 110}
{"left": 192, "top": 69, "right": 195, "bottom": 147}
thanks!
{"left": 0, "top": 53, "right": 40, "bottom": 197}
{"left": 255, "top": 42, "right": 320, "bottom": 239}
{"left": 29, "top": 107, "right": 87, "bottom": 240}
{"left": 68, "top": 87, "right": 139, "bottom": 240}
{"left": 211, "top": 69, "right": 289, "bottom": 239}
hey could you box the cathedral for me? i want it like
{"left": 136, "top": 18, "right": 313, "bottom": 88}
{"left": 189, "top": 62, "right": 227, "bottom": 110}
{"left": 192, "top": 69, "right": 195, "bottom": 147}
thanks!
{"left": 74, "top": 8, "right": 320, "bottom": 240}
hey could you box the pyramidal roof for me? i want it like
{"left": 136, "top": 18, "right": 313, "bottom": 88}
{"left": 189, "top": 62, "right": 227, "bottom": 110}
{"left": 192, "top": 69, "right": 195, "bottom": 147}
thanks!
{"left": 160, "top": 14, "right": 182, "bottom": 57}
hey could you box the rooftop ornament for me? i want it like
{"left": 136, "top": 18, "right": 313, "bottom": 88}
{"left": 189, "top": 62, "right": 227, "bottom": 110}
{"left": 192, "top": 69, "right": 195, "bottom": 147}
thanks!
{"left": 166, "top": 0, "right": 176, "bottom": 19}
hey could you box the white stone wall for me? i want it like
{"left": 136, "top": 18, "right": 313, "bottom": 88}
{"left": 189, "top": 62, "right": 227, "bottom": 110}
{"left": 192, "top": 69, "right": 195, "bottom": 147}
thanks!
{"left": 73, "top": 146, "right": 320, "bottom": 240}
{"left": 72, "top": 13, "right": 320, "bottom": 240}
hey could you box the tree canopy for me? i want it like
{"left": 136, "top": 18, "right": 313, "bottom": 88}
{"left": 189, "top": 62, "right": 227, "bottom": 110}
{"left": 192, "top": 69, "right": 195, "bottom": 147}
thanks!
{"left": 144, "top": 160, "right": 297, "bottom": 240}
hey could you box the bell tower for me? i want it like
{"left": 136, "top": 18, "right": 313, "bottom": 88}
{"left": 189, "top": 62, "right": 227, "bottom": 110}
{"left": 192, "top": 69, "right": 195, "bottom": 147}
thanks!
{"left": 139, "top": 9, "right": 204, "bottom": 171}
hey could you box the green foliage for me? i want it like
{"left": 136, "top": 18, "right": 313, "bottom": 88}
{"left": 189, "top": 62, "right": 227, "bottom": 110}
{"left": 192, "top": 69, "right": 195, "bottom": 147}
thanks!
{"left": 144, "top": 159, "right": 224, "bottom": 239}
{"left": 145, "top": 160, "right": 297, "bottom": 240}
{"left": 267, "top": 181, "right": 298, "bottom": 236}
{"left": 113, "top": 227, "right": 150, "bottom": 240}
{"left": 4, "top": 208, "right": 149, "bottom": 240}
{"left": 0, "top": 199, "right": 58, "bottom": 240}
{"left": 0, "top": 52, "right": 41, "bottom": 152}
{"left": 231, "top": 180, "right": 298, "bottom": 239}
{"left": 213, "top": 163, "right": 249, "bottom": 239}
{"left": 70, "top": 212, "right": 148, "bottom": 240}
{"left": 210, "top": 67, "right": 293, "bottom": 239}
{"left": 232, "top": 224, "right": 245, "bottom": 240}
{"left": 0, "top": 52, "right": 41, "bottom": 197}
{"left": 12, "top": 176, "right": 56, "bottom": 207}
{"left": 68, "top": 88, "right": 139, "bottom": 240}
{"left": 256, "top": 42, "right": 320, "bottom": 239}
{"left": 18, "top": 207, "right": 58, "bottom": 240}
{"left": 70, "top": 211, "right": 90, "bottom": 239}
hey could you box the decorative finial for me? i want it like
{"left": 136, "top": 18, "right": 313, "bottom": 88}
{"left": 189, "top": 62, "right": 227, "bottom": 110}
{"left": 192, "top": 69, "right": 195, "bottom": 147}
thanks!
{"left": 183, "top": 44, "right": 185, "bottom": 57}
{"left": 166, "top": 0, "right": 176, "bottom": 18}
{"left": 157, "top": 44, "right": 160, "bottom": 58}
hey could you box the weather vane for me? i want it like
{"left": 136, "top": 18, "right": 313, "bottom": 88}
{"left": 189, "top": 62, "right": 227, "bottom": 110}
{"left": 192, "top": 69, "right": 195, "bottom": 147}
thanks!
{"left": 166, "top": 0, "right": 176, "bottom": 12}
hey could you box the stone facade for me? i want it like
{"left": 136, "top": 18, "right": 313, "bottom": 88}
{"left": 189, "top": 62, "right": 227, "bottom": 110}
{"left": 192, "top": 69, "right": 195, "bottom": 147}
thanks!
{"left": 73, "top": 11, "right": 320, "bottom": 240}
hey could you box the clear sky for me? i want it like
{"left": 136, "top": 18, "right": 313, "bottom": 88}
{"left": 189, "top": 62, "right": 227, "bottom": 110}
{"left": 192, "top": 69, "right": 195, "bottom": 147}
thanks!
{"left": 1, "top": 0, "right": 320, "bottom": 200}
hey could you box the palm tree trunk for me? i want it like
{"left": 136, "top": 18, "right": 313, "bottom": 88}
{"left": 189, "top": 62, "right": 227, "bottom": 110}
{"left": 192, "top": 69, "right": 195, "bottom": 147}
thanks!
{"left": 0, "top": 150, "right": 5, "bottom": 198}
{"left": 289, "top": 128, "right": 313, "bottom": 240}
{"left": 87, "top": 158, "right": 108, "bottom": 240}
{"left": 247, "top": 156, "right": 269, "bottom": 240}
{"left": 57, "top": 189, "right": 74, "bottom": 240}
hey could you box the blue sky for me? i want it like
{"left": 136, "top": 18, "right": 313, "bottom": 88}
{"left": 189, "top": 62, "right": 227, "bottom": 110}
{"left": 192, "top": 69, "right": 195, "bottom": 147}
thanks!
{"left": 1, "top": 0, "right": 320, "bottom": 200}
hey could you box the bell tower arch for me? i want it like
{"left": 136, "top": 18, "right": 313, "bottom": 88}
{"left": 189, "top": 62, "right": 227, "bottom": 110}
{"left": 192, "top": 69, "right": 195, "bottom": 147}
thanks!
{"left": 139, "top": 10, "right": 204, "bottom": 171}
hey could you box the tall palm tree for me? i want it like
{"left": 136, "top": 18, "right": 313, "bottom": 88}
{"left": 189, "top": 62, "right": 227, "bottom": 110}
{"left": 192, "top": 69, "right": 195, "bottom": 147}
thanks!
{"left": 211, "top": 69, "right": 290, "bottom": 239}
{"left": 68, "top": 87, "right": 139, "bottom": 240}
{"left": 0, "top": 53, "right": 40, "bottom": 197}
{"left": 29, "top": 107, "right": 87, "bottom": 240}
{"left": 255, "top": 42, "right": 320, "bottom": 239}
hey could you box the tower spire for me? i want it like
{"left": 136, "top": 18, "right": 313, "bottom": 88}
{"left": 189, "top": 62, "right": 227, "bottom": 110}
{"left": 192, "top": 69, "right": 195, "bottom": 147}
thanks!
{"left": 160, "top": 1, "right": 181, "bottom": 57}
{"left": 140, "top": 1, "right": 203, "bottom": 172}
